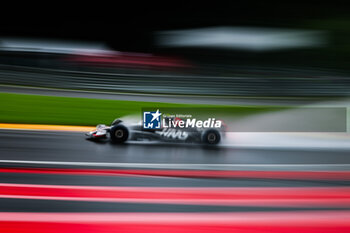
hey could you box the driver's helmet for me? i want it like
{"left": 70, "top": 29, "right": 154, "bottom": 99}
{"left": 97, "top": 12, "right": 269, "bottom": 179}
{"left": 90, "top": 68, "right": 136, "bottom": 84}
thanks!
{"left": 111, "top": 119, "right": 122, "bottom": 125}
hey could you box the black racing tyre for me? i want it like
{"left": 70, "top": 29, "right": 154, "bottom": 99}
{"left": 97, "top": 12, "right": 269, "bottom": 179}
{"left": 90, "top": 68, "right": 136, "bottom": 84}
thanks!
{"left": 110, "top": 125, "right": 129, "bottom": 143}
{"left": 201, "top": 129, "right": 221, "bottom": 145}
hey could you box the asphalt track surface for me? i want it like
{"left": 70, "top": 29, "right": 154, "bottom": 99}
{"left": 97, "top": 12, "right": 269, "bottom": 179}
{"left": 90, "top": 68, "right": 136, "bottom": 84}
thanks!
{"left": 0, "top": 129, "right": 350, "bottom": 232}
{"left": 1, "top": 130, "right": 350, "bottom": 165}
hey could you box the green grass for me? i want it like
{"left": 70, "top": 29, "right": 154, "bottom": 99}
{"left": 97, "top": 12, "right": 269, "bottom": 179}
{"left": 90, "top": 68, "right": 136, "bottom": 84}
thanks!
{"left": 0, "top": 92, "right": 282, "bottom": 126}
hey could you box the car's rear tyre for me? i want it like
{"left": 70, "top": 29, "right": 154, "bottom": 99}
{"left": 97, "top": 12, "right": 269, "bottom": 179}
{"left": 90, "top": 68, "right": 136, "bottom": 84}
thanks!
{"left": 201, "top": 129, "right": 221, "bottom": 145}
{"left": 110, "top": 125, "right": 129, "bottom": 143}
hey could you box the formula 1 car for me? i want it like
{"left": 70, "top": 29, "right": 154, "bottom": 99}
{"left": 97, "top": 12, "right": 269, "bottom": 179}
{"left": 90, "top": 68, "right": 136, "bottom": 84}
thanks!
{"left": 86, "top": 117, "right": 225, "bottom": 145}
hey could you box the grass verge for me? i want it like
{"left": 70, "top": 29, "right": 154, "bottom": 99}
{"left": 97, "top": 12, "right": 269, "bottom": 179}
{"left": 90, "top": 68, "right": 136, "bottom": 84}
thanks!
{"left": 0, "top": 92, "right": 282, "bottom": 126}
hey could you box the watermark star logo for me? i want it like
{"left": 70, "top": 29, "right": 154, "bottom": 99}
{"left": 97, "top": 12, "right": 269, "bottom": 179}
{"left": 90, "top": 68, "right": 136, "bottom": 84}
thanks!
{"left": 143, "top": 109, "right": 162, "bottom": 129}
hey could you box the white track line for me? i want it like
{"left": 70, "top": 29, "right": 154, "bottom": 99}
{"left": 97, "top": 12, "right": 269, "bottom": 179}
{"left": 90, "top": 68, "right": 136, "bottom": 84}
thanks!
{"left": 0, "top": 160, "right": 349, "bottom": 171}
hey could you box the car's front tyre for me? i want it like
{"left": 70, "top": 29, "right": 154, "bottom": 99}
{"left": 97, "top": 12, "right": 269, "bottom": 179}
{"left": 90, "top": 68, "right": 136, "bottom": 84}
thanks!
{"left": 110, "top": 125, "right": 129, "bottom": 143}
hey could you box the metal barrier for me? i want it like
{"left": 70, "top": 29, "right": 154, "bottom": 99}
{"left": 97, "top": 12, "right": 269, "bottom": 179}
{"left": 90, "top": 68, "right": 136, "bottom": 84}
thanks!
{"left": 0, "top": 64, "right": 349, "bottom": 96}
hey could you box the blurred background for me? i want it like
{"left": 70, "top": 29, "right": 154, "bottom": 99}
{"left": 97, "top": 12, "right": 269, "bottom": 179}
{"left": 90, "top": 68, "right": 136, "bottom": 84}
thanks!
{"left": 0, "top": 3, "right": 350, "bottom": 97}
{"left": 0, "top": 2, "right": 350, "bottom": 233}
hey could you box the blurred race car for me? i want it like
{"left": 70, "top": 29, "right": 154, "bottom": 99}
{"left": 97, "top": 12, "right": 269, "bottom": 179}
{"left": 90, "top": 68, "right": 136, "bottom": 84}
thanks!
{"left": 86, "top": 117, "right": 225, "bottom": 145}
